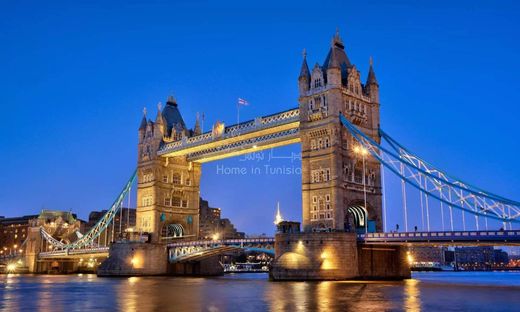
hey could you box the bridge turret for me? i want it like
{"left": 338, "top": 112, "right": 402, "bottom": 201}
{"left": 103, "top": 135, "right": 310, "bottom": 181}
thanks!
{"left": 155, "top": 102, "right": 167, "bottom": 137}
{"left": 193, "top": 113, "right": 201, "bottom": 136}
{"left": 298, "top": 49, "right": 311, "bottom": 95}
{"left": 136, "top": 95, "right": 201, "bottom": 243}
{"left": 325, "top": 34, "right": 342, "bottom": 88}
{"left": 138, "top": 107, "right": 147, "bottom": 143}
{"left": 299, "top": 30, "right": 383, "bottom": 233}
{"left": 365, "top": 57, "right": 379, "bottom": 104}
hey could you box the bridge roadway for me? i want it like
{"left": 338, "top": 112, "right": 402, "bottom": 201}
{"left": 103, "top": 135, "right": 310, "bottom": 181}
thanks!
{"left": 360, "top": 230, "right": 520, "bottom": 246}
{"left": 37, "top": 230, "right": 520, "bottom": 260}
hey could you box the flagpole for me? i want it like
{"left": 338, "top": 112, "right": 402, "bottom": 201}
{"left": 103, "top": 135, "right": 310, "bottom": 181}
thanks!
{"left": 237, "top": 103, "right": 240, "bottom": 135}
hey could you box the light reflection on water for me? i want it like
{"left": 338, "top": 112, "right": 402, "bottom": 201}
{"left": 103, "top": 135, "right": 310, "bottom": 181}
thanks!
{"left": 1, "top": 272, "right": 520, "bottom": 311}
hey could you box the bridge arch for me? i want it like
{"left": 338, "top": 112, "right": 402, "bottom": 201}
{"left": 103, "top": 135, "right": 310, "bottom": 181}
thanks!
{"left": 344, "top": 201, "right": 372, "bottom": 233}
{"left": 161, "top": 223, "right": 185, "bottom": 239}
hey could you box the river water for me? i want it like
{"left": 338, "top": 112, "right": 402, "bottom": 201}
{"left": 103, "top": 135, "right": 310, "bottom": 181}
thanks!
{"left": 1, "top": 272, "right": 520, "bottom": 311}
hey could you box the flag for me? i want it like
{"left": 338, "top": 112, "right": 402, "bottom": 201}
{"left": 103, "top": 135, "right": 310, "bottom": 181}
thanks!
{"left": 238, "top": 98, "right": 249, "bottom": 106}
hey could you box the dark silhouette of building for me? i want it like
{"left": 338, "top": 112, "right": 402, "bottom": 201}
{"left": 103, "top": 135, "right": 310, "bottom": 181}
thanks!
{"left": 199, "top": 198, "right": 244, "bottom": 239}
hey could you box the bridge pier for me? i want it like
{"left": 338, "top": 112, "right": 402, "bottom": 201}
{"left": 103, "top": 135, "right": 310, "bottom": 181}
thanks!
{"left": 25, "top": 227, "right": 43, "bottom": 273}
{"left": 97, "top": 242, "right": 168, "bottom": 276}
{"left": 270, "top": 232, "right": 410, "bottom": 280}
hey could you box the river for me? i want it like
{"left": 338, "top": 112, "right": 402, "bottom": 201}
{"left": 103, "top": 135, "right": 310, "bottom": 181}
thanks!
{"left": 1, "top": 272, "right": 520, "bottom": 311}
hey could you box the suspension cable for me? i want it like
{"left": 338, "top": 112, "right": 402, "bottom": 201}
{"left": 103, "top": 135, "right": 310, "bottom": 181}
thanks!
{"left": 382, "top": 166, "right": 388, "bottom": 232}
{"left": 339, "top": 114, "right": 520, "bottom": 225}
{"left": 399, "top": 162, "right": 408, "bottom": 232}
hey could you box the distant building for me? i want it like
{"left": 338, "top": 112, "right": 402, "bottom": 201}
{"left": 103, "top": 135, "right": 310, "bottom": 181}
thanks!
{"left": 1, "top": 209, "right": 88, "bottom": 255}
{"left": 199, "top": 198, "right": 244, "bottom": 239}
{"left": 0, "top": 214, "right": 38, "bottom": 255}
{"left": 493, "top": 249, "right": 509, "bottom": 265}
{"left": 408, "top": 246, "right": 446, "bottom": 264}
{"left": 453, "top": 246, "right": 509, "bottom": 270}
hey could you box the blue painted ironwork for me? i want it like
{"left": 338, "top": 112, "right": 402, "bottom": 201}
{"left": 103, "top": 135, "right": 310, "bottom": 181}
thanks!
{"left": 339, "top": 114, "right": 520, "bottom": 224}
{"left": 359, "top": 230, "right": 520, "bottom": 245}
{"left": 40, "top": 170, "right": 137, "bottom": 250}
{"left": 168, "top": 237, "right": 275, "bottom": 262}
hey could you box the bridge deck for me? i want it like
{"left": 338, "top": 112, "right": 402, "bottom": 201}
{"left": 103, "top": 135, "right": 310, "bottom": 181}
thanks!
{"left": 39, "top": 247, "right": 110, "bottom": 259}
{"left": 359, "top": 230, "right": 520, "bottom": 246}
{"left": 38, "top": 231, "right": 520, "bottom": 260}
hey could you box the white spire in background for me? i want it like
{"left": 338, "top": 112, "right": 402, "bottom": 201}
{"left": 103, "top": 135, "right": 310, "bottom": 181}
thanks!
{"left": 274, "top": 202, "right": 284, "bottom": 225}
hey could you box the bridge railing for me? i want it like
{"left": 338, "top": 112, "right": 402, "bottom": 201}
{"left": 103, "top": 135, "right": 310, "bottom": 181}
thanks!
{"left": 158, "top": 108, "right": 299, "bottom": 154}
{"left": 167, "top": 237, "right": 275, "bottom": 248}
{"left": 39, "top": 246, "right": 110, "bottom": 258}
{"left": 358, "top": 230, "right": 520, "bottom": 243}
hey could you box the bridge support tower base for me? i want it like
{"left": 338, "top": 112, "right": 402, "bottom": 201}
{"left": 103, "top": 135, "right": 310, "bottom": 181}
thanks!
{"left": 97, "top": 242, "right": 168, "bottom": 276}
{"left": 270, "top": 232, "right": 410, "bottom": 280}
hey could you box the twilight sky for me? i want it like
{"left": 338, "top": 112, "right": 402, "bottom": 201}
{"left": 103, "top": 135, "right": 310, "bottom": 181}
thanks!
{"left": 1, "top": 0, "right": 519, "bottom": 235}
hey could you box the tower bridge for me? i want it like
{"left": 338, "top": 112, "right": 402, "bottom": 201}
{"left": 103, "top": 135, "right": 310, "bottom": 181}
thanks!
{"left": 15, "top": 30, "right": 520, "bottom": 279}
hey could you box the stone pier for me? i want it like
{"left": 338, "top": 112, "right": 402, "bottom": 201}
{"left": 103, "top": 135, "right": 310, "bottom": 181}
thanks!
{"left": 97, "top": 242, "right": 168, "bottom": 276}
{"left": 270, "top": 231, "right": 410, "bottom": 281}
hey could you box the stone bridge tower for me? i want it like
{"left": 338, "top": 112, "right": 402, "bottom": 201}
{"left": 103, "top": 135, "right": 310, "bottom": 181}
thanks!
{"left": 136, "top": 96, "right": 201, "bottom": 242}
{"left": 299, "top": 31, "right": 383, "bottom": 233}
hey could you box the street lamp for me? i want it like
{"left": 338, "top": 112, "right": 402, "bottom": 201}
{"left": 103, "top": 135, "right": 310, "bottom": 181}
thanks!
{"left": 354, "top": 145, "right": 369, "bottom": 233}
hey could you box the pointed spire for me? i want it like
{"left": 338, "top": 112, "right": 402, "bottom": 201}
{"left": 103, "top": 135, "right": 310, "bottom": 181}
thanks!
{"left": 331, "top": 27, "right": 344, "bottom": 49}
{"left": 327, "top": 45, "right": 340, "bottom": 69}
{"left": 155, "top": 102, "right": 164, "bottom": 124}
{"left": 366, "top": 56, "right": 378, "bottom": 85}
{"left": 193, "top": 112, "right": 201, "bottom": 135}
{"left": 139, "top": 107, "right": 147, "bottom": 130}
{"left": 274, "top": 202, "right": 284, "bottom": 225}
{"left": 166, "top": 95, "right": 177, "bottom": 107}
{"left": 299, "top": 48, "right": 310, "bottom": 80}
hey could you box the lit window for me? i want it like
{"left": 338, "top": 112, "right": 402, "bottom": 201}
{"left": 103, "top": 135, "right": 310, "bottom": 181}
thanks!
{"left": 142, "top": 196, "right": 153, "bottom": 207}
{"left": 311, "top": 139, "right": 316, "bottom": 150}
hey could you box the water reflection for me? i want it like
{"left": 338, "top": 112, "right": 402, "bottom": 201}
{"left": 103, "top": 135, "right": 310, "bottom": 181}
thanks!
{"left": 266, "top": 279, "right": 400, "bottom": 311}
{"left": 404, "top": 279, "right": 422, "bottom": 311}
{"left": 1, "top": 273, "right": 520, "bottom": 311}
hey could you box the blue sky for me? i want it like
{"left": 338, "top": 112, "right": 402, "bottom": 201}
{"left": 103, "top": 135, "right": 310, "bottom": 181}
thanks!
{"left": 1, "top": 0, "right": 519, "bottom": 235}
